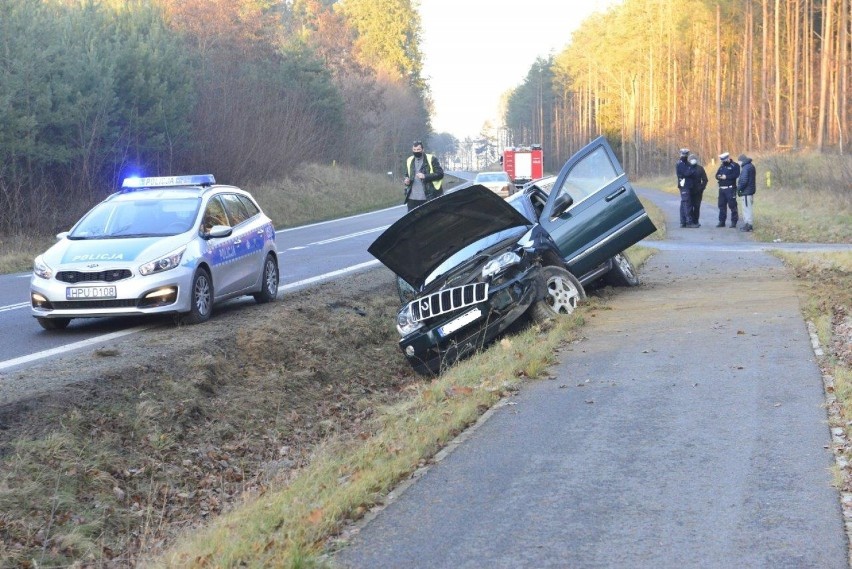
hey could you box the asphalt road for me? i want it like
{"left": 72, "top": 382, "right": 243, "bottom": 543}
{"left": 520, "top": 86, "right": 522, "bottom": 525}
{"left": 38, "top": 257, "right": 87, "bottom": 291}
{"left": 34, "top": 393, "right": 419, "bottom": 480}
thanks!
{"left": 334, "top": 188, "right": 850, "bottom": 568}
{"left": 0, "top": 174, "right": 478, "bottom": 374}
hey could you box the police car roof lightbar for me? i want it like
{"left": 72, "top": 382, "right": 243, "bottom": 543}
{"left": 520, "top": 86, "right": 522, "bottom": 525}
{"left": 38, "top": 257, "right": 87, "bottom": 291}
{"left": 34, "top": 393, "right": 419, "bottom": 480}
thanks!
{"left": 121, "top": 174, "right": 216, "bottom": 189}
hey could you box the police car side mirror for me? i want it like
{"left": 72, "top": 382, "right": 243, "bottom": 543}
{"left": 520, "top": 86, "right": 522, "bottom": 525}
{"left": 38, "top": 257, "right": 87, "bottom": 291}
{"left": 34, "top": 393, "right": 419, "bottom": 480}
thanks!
{"left": 56, "top": 231, "right": 69, "bottom": 240}
{"left": 204, "top": 225, "right": 232, "bottom": 239}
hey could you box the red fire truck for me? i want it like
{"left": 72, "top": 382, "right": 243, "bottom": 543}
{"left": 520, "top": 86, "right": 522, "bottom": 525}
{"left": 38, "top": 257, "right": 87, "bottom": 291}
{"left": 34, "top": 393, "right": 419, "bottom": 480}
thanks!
{"left": 502, "top": 144, "right": 543, "bottom": 189}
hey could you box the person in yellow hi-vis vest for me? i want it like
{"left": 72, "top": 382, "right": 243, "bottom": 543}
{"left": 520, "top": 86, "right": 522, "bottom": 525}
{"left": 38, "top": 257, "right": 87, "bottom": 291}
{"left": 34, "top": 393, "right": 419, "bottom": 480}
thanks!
{"left": 403, "top": 140, "right": 444, "bottom": 211}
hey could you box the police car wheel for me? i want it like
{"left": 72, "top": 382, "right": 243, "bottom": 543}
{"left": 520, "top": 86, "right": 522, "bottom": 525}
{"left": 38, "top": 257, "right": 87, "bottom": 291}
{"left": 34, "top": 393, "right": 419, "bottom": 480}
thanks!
{"left": 37, "top": 317, "right": 70, "bottom": 330}
{"left": 529, "top": 266, "right": 585, "bottom": 324}
{"left": 181, "top": 268, "right": 213, "bottom": 324}
{"left": 605, "top": 252, "right": 640, "bottom": 287}
{"left": 253, "top": 254, "right": 279, "bottom": 304}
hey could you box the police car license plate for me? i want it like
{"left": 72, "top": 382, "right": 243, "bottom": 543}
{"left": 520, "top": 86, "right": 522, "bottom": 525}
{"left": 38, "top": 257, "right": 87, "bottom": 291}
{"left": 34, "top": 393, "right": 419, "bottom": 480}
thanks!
{"left": 438, "top": 307, "right": 482, "bottom": 337}
{"left": 66, "top": 286, "right": 117, "bottom": 300}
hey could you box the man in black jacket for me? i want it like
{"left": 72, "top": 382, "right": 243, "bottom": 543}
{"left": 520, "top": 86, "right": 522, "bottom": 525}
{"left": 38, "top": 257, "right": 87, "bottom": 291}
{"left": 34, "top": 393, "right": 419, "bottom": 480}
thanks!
{"left": 675, "top": 148, "right": 699, "bottom": 228}
{"left": 688, "top": 154, "right": 708, "bottom": 227}
{"left": 715, "top": 152, "right": 740, "bottom": 228}
{"left": 403, "top": 140, "right": 444, "bottom": 211}
{"left": 737, "top": 154, "right": 756, "bottom": 232}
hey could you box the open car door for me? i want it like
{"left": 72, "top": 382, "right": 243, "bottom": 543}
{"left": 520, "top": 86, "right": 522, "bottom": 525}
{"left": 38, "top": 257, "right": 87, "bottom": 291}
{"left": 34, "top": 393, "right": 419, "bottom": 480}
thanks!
{"left": 539, "top": 136, "right": 656, "bottom": 280}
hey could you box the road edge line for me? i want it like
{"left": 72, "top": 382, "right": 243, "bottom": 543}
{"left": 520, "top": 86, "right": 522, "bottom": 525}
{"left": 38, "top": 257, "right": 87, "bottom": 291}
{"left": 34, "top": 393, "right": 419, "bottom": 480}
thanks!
{"left": 807, "top": 320, "right": 852, "bottom": 569}
{"left": 0, "top": 325, "right": 153, "bottom": 372}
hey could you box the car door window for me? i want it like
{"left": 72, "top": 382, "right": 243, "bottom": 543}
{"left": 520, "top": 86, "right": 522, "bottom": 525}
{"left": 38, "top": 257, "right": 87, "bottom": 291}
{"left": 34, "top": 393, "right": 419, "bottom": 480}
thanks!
{"left": 237, "top": 195, "right": 260, "bottom": 218}
{"left": 221, "top": 193, "right": 251, "bottom": 226}
{"left": 551, "top": 146, "right": 619, "bottom": 210}
{"left": 202, "top": 196, "right": 229, "bottom": 232}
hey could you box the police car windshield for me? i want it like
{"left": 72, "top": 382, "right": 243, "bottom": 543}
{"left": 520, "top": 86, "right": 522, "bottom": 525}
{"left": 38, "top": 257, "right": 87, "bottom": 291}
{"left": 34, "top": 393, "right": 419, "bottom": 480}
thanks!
{"left": 69, "top": 198, "right": 201, "bottom": 239}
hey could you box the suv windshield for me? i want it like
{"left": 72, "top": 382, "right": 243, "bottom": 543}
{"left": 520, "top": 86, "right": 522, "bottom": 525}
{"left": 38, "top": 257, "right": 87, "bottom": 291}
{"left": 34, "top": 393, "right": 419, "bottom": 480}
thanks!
{"left": 69, "top": 197, "right": 201, "bottom": 239}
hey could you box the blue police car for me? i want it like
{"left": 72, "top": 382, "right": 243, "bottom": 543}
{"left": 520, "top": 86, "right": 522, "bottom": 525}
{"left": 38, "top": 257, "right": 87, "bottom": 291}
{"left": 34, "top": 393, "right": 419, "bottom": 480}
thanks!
{"left": 30, "top": 175, "right": 279, "bottom": 330}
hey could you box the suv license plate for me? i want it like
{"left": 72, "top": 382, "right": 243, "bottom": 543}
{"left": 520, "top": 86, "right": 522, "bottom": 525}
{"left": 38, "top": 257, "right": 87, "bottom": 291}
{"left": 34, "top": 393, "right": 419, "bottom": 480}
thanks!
{"left": 438, "top": 307, "right": 482, "bottom": 337}
{"left": 66, "top": 286, "right": 117, "bottom": 300}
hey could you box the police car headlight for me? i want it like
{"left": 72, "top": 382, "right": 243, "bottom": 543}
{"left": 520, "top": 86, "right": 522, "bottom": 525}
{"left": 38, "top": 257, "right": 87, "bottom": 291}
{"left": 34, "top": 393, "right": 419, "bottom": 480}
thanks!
{"left": 139, "top": 247, "right": 185, "bottom": 276}
{"left": 482, "top": 251, "right": 521, "bottom": 279}
{"left": 33, "top": 256, "right": 53, "bottom": 280}
{"left": 396, "top": 304, "right": 423, "bottom": 336}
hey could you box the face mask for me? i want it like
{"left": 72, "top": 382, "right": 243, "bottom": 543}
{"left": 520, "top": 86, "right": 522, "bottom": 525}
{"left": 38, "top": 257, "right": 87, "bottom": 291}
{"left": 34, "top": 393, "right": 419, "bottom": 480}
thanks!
{"left": 413, "top": 151, "right": 423, "bottom": 158}
{"left": 689, "top": 159, "right": 697, "bottom": 165}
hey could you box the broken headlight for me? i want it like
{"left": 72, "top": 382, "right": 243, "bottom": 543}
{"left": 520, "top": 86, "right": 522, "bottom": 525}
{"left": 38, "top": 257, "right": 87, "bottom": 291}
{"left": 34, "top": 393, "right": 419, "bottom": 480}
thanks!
{"left": 396, "top": 303, "right": 423, "bottom": 336}
{"left": 481, "top": 251, "right": 522, "bottom": 280}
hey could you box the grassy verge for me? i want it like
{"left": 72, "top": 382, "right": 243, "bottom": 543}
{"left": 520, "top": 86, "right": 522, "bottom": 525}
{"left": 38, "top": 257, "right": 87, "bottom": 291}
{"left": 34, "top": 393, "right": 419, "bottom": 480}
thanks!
{"left": 0, "top": 243, "right": 652, "bottom": 568}
{"left": 0, "top": 165, "right": 463, "bottom": 275}
{"left": 251, "top": 164, "right": 466, "bottom": 230}
{"left": 638, "top": 196, "right": 666, "bottom": 241}
{"left": 0, "top": 234, "right": 57, "bottom": 275}
{"left": 635, "top": 175, "right": 673, "bottom": 194}
{"left": 0, "top": 276, "right": 415, "bottom": 567}
{"left": 773, "top": 250, "right": 852, "bottom": 484}
{"left": 754, "top": 188, "right": 851, "bottom": 243}
{"left": 155, "top": 312, "right": 586, "bottom": 568}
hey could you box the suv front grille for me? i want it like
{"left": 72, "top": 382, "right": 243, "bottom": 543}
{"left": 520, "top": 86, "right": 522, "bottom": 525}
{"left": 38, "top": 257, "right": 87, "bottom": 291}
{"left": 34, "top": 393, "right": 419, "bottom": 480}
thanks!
{"left": 57, "top": 269, "right": 132, "bottom": 283}
{"left": 410, "top": 282, "right": 488, "bottom": 323}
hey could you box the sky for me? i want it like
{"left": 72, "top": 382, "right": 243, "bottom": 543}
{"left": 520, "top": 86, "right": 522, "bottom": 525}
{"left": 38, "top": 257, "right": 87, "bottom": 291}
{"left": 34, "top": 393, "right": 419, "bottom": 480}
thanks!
{"left": 418, "top": 0, "right": 616, "bottom": 141}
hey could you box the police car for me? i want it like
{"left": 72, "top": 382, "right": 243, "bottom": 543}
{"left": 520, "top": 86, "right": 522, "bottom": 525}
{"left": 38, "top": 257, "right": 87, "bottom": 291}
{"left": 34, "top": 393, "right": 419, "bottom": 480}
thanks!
{"left": 30, "top": 174, "right": 279, "bottom": 330}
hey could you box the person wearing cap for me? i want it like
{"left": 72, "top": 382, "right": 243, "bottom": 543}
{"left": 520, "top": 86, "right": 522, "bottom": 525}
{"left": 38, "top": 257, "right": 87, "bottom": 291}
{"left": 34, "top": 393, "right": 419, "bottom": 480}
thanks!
{"left": 714, "top": 152, "right": 740, "bottom": 228}
{"left": 736, "top": 154, "right": 756, "bottom": 232}
{"left": 403, "top": 140, "right": 444, "bottom": 211}
{"left": 688, "top": 154, "right": 708, "bottom": 226}
{"left": 675, "top": 148, "right": 700, "bottom": 228}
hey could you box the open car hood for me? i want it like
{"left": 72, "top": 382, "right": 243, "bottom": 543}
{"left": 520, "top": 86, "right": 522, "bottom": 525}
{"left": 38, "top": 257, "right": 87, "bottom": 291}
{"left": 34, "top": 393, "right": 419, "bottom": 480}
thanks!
{"left": 368, "top": 185, "right": 533, "bottom": 288}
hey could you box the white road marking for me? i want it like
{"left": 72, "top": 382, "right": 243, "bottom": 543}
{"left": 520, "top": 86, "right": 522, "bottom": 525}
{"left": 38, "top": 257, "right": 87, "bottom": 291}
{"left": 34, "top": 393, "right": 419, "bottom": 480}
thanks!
{"left": 284, "top": 226, "right": 389, "bottom": 251}
{"left": 278, "top": 260, "right": 381, "bottom": 292}
{"left": 0, "top": 302, "right": 30, "bottom": 313}
{"left": 275, "top": 205, "right": 402, "bottom": 234}
{"left": 0, "top": 260, "right": 384, "bottom": 371}
{"left": 0, "top": 325, "right": 153, "bottom": 372}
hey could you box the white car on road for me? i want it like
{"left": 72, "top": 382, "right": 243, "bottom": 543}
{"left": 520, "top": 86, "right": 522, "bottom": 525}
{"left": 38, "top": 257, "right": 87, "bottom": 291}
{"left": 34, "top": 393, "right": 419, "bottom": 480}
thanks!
{"left": 30, "top": 175, "right": 279, "bottom": 330}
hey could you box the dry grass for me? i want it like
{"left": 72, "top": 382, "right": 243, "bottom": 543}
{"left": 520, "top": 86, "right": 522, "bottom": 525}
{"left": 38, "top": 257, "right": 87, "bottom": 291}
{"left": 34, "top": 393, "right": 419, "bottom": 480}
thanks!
{"left": 774, "top": 251, "right": 852, "bottom": 490}
{"left": 250, "top": 164, "right": 404, "bottom": 229}
{"left": 251, "top": 164, "right": 462, "bottom": 229}
{"left": 151, "top": 312, "right": 586, "bottom": 568}
{"left": 625, "top": 245, "right": 656, "bottom": 269}
{"left": 636, "top": 175, "right": 675, "bottom": 194}
{"left": 638, "top": 197, "right": 666, "bottom": 241}
{"left": 754, "top": 188, "right": 852, "bottom": 243}
{"left": 0, "top": 276, "right": 415, "bottom": 568}
{"left": 0, "top": 233, "right": 57, "bottom": 274}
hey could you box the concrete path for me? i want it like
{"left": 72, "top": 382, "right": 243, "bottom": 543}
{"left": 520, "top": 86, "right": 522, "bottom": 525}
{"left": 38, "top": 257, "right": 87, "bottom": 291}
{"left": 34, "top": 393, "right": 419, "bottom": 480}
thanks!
{"left": 333, "top": 187, "right": 848, "bottom": 568}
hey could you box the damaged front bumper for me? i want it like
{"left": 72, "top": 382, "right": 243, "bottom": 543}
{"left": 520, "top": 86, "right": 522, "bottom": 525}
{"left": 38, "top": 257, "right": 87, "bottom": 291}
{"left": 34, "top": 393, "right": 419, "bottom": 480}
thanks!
{"left": 399, "top": 265, "right": 542, "bottom": 375}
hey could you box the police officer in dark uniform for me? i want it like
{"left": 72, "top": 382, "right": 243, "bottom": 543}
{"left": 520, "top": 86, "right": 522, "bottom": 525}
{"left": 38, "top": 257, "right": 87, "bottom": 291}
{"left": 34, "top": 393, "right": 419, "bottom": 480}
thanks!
{"left": 714, "top": 151, "right": 740, "bottom": 228}
{"left": 676, "top": 148, "right": 699, "bottom": 228}
{"left": 688, "top": 154, "right": 708, "bottom": 227}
